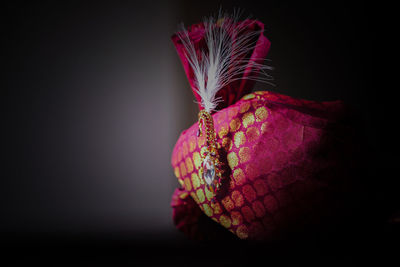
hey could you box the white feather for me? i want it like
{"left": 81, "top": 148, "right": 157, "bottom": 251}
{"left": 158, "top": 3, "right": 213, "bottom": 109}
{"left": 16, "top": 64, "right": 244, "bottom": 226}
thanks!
{"left": 176, "top": 12, "right": 273, "bottom": 113}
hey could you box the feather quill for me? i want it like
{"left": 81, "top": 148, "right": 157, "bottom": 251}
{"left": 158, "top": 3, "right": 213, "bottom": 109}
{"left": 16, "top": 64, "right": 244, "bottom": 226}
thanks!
{"left": 176, "top": 12, "right": 272, "bottom": 113}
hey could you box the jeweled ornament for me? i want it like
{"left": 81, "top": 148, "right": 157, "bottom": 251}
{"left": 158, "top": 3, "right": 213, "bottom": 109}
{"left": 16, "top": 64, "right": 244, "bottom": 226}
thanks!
{"left": 197, "top": 110, "right": 223, "bottom": 196}
{"left": 202, "top": 154, "right": 215, "bottom": 186}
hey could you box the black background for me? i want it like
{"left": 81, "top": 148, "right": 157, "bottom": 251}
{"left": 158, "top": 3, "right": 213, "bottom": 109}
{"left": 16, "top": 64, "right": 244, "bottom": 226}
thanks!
{"left": 2, "top": 1, "right": 398, "bottom": 266}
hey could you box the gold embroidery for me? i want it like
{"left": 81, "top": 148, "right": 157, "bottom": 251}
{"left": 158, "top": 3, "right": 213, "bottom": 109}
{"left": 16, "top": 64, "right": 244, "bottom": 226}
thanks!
{"left": 232, "top": 190, "right": 244, "bottom": 207}
{"left": 174, "top": 167, "right": 180, "bottom": 178}
{"left": 190, "top": 192, "right": 199, "bottom": 203}
{"left": 188, "top": 136, "right": 196, "bottom": 152}
{"left": 179, "top": 191, "right": 188, "bottom": 199}
{"left": 191, "top": 172, "right": 200, "bottom": 189}
{"left": 227, "top": 152, "right": 239, "bottom": 168}
{"left": 198, "top": 169, "right": 204, "bottom": 185}
{"left": 203, "top": 203, "right": 213, "bottom": 217}
{"left": 255, "top": 91, "right": 268, "bottom": 95}
{"left": 236, "top": 225, "right": 249, "bottom": 239}
{"left": 242, "top": 93, "right": 255, "bottom": 100}
{"left": 184, "top": 178, "right": 192, "bottom": 191}
{"left": 204, "top": 186, "right": 214, "bottom": 201}
{"left": 255, "top": 107, "right": 268, "bottom": 122}
{"left": 211, "top": 202, "right": 222, "bottom": 214}
{"left": 222, "top": 196, "right": 235, "bottom": 211}
{"left": 242, "top": 112, "right": 255, "bottom": 128}
{"left": 218, "top": 123, "right": 229, "bottom": 138}
{"left": 179, "top": 162, "right": 187, "bottom": 177}
{"left": 185, "top": 157, "right": 193, "bottom": 173}
{"left": 246, "top": 127, "right": 260, "bottom": 143}
{"left": 239, "top": 147, "right": 251, "bottom": 163}
{"left": 192, "top": 152, "right": 201, "bottom": 169}
{"left": 230, "top": 118, "right": 241, "bottom": 132}
{"left": 219, "top": 215, "right": 232, "bottom": 228}
{"left": 232, "top": 168, "right": 245, "bottom": 186}
{"left": 239, "top": 102, "right": 251, "bottom": 113}
{"left": 196, "top": 188, "right": 205, "bottom": 203}
{"left": 234, "top": 131, "right": 246, "bottom": 148}
{"left": 231, "top": 211, "right": 243, "bottom": 226}
{"left": 182, "top": 141, "right": 189, "bottom": 157}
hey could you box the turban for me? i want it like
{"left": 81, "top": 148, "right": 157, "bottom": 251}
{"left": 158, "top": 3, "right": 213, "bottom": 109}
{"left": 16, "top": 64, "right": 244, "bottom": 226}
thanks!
{"left": 170, "top": 15, "right": 359, "bottom": 240}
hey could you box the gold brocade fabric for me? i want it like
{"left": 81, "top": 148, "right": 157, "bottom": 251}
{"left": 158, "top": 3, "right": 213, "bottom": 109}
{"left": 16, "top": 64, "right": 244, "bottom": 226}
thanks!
{"left": 171, "top": 91, "right": 355, "bottom": 240}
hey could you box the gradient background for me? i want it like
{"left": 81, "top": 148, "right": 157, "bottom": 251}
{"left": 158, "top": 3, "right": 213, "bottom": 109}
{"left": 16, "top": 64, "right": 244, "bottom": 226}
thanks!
{"left": 2, "top": 1, "right": 397, "bottom": 266}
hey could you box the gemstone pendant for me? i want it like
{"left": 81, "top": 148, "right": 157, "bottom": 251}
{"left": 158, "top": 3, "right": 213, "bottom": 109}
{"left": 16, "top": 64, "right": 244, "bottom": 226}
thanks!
{"left": 202, "top": 154, "right": 215, "bottom": 187}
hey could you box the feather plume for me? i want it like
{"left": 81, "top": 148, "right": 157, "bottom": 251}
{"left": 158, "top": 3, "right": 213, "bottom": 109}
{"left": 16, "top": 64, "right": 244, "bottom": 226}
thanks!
{"left": 176, "top": 11, "right": 273, "bottom": 113}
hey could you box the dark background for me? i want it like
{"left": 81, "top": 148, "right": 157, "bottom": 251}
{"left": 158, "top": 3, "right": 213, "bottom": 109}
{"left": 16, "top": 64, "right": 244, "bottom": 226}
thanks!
{"left": 2, "top": 1, "right": 397, "bottom": 266}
